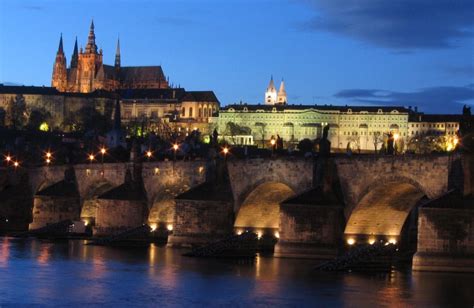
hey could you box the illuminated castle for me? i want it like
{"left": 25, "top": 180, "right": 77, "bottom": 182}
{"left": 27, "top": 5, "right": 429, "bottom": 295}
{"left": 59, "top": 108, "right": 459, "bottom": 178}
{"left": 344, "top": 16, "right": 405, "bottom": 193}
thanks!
{"left": 52, "top": 21, "right": 168, "bottom": 93}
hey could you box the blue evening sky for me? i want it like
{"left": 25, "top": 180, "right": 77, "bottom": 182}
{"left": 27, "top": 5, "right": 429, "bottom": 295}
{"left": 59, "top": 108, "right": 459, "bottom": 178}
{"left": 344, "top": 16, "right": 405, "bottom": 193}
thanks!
{"left": 0, "top": 0, "right": 472, "bottom": 113}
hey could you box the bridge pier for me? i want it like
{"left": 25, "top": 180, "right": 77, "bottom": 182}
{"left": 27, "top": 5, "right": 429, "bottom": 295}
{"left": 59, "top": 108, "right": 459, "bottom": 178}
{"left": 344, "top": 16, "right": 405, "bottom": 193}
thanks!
{"left": 274, "top": 188, "right": 344, "bottom": 259}
{"left": 167, "top": 183, "right": 234, "bottom": 248}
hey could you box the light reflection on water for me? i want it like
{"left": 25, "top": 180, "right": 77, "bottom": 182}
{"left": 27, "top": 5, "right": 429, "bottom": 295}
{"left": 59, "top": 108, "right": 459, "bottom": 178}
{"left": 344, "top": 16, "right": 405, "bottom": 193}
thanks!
{"left": 0, "top": 238, "right": 473, "bottom": 306}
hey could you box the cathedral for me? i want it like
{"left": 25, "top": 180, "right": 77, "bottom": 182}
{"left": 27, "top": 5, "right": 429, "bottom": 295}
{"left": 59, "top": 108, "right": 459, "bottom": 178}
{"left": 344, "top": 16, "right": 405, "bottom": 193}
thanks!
{"left": 52, "top": 21, "right": 169, "bottom": 93}
{"left": 264, "top": 76, "right": 286, "bottom": 105}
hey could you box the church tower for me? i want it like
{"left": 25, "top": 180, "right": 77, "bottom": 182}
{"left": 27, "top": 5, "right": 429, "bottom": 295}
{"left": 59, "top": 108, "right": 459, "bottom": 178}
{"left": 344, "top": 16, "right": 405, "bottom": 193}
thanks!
{"left": 264, "top": 76, "right": 277, "bottom": 105}
{"left": 115, "top": 38, "right": 121, "bottom": 69}
{"left": 77, "top": 20, "right": 103, "bottom": 92}
{"left": 51, "top": 34, "right": 67, "bottom": 91}
{"left": 277, "top": 79, "right": 287, "bottom": 104}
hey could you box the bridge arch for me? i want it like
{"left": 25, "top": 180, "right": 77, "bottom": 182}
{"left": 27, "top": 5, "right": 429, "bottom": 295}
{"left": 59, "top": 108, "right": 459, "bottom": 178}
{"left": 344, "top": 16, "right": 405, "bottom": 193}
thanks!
{"left": 80, "top": 180, "right": 115, "bottom": 225}
{"left": 147, "top": 188, "right": 177, "bottom": 231}
{"left": 344, "top": 176, "right": 427, "bottom": 244}
{"left": 234, "top": 181, "right": 295, "bottom": 234}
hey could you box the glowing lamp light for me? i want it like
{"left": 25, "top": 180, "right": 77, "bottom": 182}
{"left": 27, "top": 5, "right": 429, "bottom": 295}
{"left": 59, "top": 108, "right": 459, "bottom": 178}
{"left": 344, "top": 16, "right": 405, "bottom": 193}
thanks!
{"left": 257, "top": 231, "right": 262, "bottom": 239}
{"left": 46, "top": 158, "right": 51, "bottom": 164}
{"left": 236, "top": 229, "right": 243, "bottom": 235}
{"left": 88, "top": 154, "right": 95, "bottom": 161}
{"left": 388, "top": 238, "right": 397, "bottom": 245}
{"left": 146, "top": 151, "right": 152, "bottom": 158}
{"left": 173, "top": 144, "right": 179, "bottom": 151}
{"left": 368, "top": 238, "right": 376, "bottom": 245}
{"left": 167, "top": 224, "right": 173, "bottom": 231}
{"left": 223, "top": 147, "right": 229, "bottom": 155}
{"left": 100, "top": 147, "right": 106, "bottom": 155}
{"left": 347, "top": 238, "right": 355, "bottom": 245}
{"left": 150, "top": 223, "right": 157, "bottom": 232}
{"left": 393, "top": 133, "right": 400, "bottom": 141}
{"left": 46, "top": 152, "right": 52, "bottom": 159}
{"left": 270, "top": 139, "right": 276, "bottom": 146}
{"left": 274, "top": 231, "right": 280, "bottom": 239}
{"left": 13, "top": 161, "right": 19, "bottom": 168}
{"left": 5, "top": 155, "right": 11, "bottom": 162}
{"left": 453, "top": 137, "right": 459, "bottom": 146}
{"left": 83, "top": 220, "right": 89, "bottom": 226}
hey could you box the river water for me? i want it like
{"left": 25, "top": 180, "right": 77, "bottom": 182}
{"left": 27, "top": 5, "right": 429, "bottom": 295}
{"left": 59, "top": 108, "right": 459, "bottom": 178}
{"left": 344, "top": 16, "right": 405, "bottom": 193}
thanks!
{"left": 0, "top": 237, "right": 472, "bottom": 307}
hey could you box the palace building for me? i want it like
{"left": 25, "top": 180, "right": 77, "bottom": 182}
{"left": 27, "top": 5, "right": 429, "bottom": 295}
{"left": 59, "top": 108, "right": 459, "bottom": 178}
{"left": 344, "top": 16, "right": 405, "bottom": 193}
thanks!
{"left": 52, "top": 21, "right": 168, "bottom": 93}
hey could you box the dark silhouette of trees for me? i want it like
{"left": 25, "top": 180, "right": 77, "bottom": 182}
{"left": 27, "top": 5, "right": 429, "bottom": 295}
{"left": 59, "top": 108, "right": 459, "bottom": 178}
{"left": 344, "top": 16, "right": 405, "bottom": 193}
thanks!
{"left": 27, "top": 108, "right": 51, "bottom": 131}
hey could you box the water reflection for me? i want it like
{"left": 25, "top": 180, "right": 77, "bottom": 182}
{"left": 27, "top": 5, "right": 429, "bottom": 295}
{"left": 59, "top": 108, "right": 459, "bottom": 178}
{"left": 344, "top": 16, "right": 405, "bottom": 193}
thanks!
{"left": 0, "top": 238, "right": 473, "bottom": 306}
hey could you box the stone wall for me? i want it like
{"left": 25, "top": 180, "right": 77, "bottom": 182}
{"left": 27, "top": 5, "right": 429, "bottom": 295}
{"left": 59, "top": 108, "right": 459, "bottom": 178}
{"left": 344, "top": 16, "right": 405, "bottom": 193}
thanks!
{"left": 413, "top": 207, "right": 474, "bottom": 272}
{"left": 168, "top": 199, "right": 234, "bottom": 247}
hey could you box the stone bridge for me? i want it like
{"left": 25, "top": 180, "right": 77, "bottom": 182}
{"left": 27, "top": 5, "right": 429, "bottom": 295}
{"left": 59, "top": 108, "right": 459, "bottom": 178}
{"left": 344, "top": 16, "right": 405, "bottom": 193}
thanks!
{"left": 16, "top": 154, "right": 458, "bottom": 248}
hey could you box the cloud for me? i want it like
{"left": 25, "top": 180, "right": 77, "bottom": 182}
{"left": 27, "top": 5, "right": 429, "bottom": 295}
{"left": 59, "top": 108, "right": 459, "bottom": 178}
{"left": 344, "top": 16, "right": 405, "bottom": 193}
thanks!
{"left": 334, "top": 84, "right": 474, "bottom": 113}
{"left": 442, "top": 65, "right": 474, "bottom": 77}
{"left": 300, "top": 0, "right": 474, "bottom": 50}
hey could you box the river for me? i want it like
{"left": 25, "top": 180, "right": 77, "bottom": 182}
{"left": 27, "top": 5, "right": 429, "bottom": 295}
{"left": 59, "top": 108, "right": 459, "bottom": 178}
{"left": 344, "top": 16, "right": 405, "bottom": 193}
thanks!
{"left": 0, "top": 237, "right": 472, "bottom": 307}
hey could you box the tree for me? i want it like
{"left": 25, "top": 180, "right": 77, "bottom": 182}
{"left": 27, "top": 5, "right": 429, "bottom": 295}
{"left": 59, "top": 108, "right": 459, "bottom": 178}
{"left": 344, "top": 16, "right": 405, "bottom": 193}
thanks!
{"left": 5, "top": 94, "right": 27, "bottom": 129}
{"left": 77, "top": 106, "right": 111, "bottom": 134}
{"left": 224, "top": 122, "right": 251, "bottom": 144}
{"left": 347, "top": 135, "right": 361, "bottom": 153}
{"left": 407, "top": 131, "right": 446, "bottom": 154}
{"left": 372, "top": 131, "right": 383, "bottom": 154}
{"left": 27, "top": 108, "right": 51, "bottom": 131}
{"left": 255, "top": 122, "right": 267, "bottom": 148}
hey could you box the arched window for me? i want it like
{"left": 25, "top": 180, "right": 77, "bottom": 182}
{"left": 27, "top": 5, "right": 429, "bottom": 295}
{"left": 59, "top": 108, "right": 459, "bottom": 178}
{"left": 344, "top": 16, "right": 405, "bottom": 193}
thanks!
{"left": 189, "top": 107, "right": 193, "bottom": 117}
{"left": 204, "top": 107, "right": 208, "bottom": 117}
{"left": 181, "top": 107, "right": 185, "bottom": 116}
{"left": 198, "top": 107, "right": 202, "bottom": 117}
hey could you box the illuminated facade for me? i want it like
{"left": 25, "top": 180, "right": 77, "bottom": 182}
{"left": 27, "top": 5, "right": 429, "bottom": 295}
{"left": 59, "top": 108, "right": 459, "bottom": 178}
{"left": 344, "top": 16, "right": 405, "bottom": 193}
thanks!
{"left": 265, "top": 77, "right": 286, "bottom": 105}
{"left": 215, "top": 104, "right": 411, "bottom": 151}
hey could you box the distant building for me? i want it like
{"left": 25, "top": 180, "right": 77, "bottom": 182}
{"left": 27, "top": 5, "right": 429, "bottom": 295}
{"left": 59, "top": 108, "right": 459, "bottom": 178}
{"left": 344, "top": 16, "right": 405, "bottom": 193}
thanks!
{"left": 408, "top": 114, "right": 461, "bottom": 137}
{"left": 0, "top": 85, "right": 219, "bottom": 136}
{"left": 215, "top": 103, "right": 411, "bottom": 152}
{"left": 52, "top": 21, "right": 168, "bottom": 93}
{"left": 264, "top": 77, "right": 286, "bottom": 105}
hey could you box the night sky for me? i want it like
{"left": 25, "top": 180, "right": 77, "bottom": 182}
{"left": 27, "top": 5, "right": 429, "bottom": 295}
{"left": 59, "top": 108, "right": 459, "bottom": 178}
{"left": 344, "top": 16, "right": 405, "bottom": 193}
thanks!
{"left": 0, "top": 0, "right": 472, "bottom": 113}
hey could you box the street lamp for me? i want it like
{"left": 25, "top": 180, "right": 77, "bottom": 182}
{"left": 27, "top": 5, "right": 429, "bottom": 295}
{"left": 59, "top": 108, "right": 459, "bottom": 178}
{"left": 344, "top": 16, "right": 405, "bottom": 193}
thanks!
{"left": 13, "top": 161, "right": 19, "bottom": 171}
{"left": 5, "top": 155, "right": 11, "bottom": 164}
{"left": 393, "top": 133, "right": 400, "bottom": 154}
{"left": 222, "top": 146, "right": 229, "bottom": 161}
{"left": 88, "top": 154, "right": 95, "bottom": 163}
{"left": 270, "top": 138, "right": 276, "bottom": 157}
{"left": 45, "top": 151, "right": 52, "bottom": 165}
{"left": 173, "top": 143, "right": 179, "bottom": 161}
{"left": 146, "top": 150, "right": 152, "bottom": 161}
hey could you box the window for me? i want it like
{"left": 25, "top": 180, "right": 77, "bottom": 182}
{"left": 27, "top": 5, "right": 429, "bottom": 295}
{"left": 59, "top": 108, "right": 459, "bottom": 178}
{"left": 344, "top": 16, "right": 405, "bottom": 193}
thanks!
{"left": 198, "top": 107, "right": 202, "bottom": 117}
{"left": 181, "top": 107, "right": 185, "bottom": 116}
{"left": 189, "top": 107, "right": 193, "bottom": 117}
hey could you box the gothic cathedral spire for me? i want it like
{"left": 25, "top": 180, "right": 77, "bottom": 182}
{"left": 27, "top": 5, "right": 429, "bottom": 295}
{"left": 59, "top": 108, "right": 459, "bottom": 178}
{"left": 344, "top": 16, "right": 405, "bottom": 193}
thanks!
{"left": 52, "top": 34, "right": 67, "bottom": 91}
{"left": 115, "top": 37, "right": 121, "bottom": 68}
{"left": 70, "top": 36, "right": 78, "bottom": 68}
{"left": 85, "top": 19, "right": 97, "bottom": 54}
